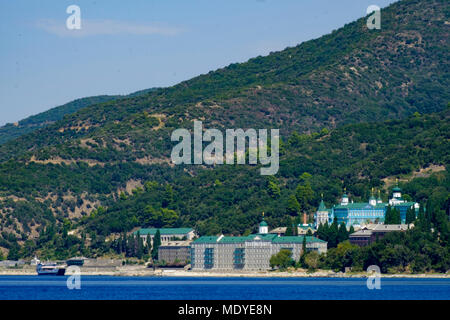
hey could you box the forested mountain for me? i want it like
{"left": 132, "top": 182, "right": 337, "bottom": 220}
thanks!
{"left": 0, "top": 89, "right": 159, "bottom": 145}
{"left": 0, "top": 0, "right": 448, "bottom": 258}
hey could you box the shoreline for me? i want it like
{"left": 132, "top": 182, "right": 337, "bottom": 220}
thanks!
{"left": 1, "top": 267, "right": 449, "bottom": 278}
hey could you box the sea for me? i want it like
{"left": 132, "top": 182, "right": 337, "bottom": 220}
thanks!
{"left": 0, "top": 276, "right": 449, "bottom": 300}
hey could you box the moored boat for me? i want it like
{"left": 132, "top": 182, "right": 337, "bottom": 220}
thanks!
{"left": 36, "top": 263, "right": 66, "bottom": 276}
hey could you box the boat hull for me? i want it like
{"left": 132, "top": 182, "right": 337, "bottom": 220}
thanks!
{"left": 37, "top": 269, "right": 66, "bottom": 276}
{"left": 36, "top": 264, "right": 66, "bottom": 276}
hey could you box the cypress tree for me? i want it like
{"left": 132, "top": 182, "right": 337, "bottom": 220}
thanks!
{"left": 349, "top": 225, "right": 355, "bottom": 235}
{"left": 145, "top": 235, "right": 152, "bottom": 255}
{"left": 392, "top": 207, "right": 401, "bottom": 224}
{"left": 152, "top": 229, "right": 161, "bottom": 260}
{"left": 285, "top": 218, "right": 294, "bottom": 236}
{"left": 385, "top": 206, "right": 392, "bottom": 224}
{"left": 337, "top": 222, "right": 348, "bottom": 243}
{"left": 136, "top": 232, "right": 144, "bottom": 259}
{"left": 329, "top": 218, "right": 339, "bottom": 248}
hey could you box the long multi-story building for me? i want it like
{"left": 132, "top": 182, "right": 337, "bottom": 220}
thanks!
{"left": 190, "top": 220, "right": 327, "bottom": 271}
{"left": 133, "top": 227, "right": 196, "bottom": 244}
{"left": 314, "top": 186, "right": 419, "bottom": 228}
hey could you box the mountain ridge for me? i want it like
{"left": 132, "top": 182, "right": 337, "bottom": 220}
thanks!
{"left": 0, "top": 88, "right": 159, "bottom": 145}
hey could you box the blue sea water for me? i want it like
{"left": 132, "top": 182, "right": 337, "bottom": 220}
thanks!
{"left": 0, "top": 276, "right": 449, "bottom": 300}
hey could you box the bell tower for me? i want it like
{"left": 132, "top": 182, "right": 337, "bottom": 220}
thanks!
{"left": 259, "top": 212, "right": 268, "bottom": 234}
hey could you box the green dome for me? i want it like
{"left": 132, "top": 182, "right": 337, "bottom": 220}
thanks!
{"left": 392, "top": 186, "right": 401, "bottom": 192}
{"left": 260, "top": 220, "right": 268, "bottom": 227}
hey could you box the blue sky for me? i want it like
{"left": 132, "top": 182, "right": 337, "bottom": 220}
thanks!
{"left": 0, "top": 0, "right": 397, "bottom": 126}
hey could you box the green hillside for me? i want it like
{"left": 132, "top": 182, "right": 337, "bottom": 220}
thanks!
{"left": 0, "top": 0, "right": 449, "bottom": 259}
{"left": 0, "top": 0, "right": 448, "bottom": 163}
{"left": 0, "top": 89, "right": 159, "bottom": 145}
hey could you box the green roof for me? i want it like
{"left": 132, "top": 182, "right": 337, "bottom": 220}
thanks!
{"left": 246, "top": 234, "right": 278, "bottom": 241}
{"left": 193, "top": 236, "right": 219, "bottom": 244}
{"left": 273, "top": 236, "right": 326, "bottom": 244}
{"left": 334, "top": 202, "right": 387, "bottom": 210}
{"left": 259, "top": 220, "right": 268, "bottom": 227}
{"left": 134, "top": 228, "right": 194, "bottom": 236}
{"left": 219, "top": 236, "right": 246, "bottom": 243}
{"left": 392, "top": 187, "right": 402, "bottom": 192}
{"left": 193, "top": 234, "right": 326, "bottom": 244}
{"left": 318, "top": 199, "right": 327, "bottom": 211}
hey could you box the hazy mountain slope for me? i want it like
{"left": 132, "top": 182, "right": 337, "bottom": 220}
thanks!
{"left": 0, "top": 0, "right": 448, "bottom": 164}
{"left": 0, "top": 89, "right": 159, "bottom": 145}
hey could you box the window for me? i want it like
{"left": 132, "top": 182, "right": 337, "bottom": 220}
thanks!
{"left": 204, "top": 248, "right": 214, "bottom": 269}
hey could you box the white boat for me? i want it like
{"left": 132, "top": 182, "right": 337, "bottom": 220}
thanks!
{"left": 36, "top": 263, "right": 66, "bottom": 276}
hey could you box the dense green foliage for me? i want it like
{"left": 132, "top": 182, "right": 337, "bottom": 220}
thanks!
{"left": 0, "top": 110, "right": 448, "bottom": 260}
{"left": 270, "top": 249, "right": 295, "bottom": 270}
{"left": 0, "top": 95, "right": 119, "bottom": 145}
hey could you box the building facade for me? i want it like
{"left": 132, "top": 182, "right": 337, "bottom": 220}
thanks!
{"left": 133, "top": 228, "right": 196, "bottom": 244}
{"left": 349, "top": 224, "right": 410, "bottom": 247}
{"left": 190, "top": 220, "right": 327, "bottom": 271}
{"left": 314, "top": 186, "right": 419, "bottom": 228}
{"left": 158, "top": 241, "right": 191, "bottom": 265}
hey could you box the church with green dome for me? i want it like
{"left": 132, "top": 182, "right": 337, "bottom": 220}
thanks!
{"left": 314, "top": 185, "right": 419, "bottom": 229}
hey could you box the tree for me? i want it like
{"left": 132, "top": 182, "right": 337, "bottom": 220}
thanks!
{"left": 269, "top": 249, "right": 294, "bottom": 270}
{"left": 285, "top": 219, "right": 294, "bottom": 236}
{"left": 405, "top": 207, "right": 416, "bottom": 225}
{"left": 136, "top": 232, "right": 144, "bottom": 259}
{"left": 304, "top": 251, "right": 320, "bottom": 271}
{"left": 7, "top": 243, "right": 21, "bottom": 261}
{"left": 392, "top": 208, "right": 401, "bottom": 224}
{"left": 328, "top": 218, "right": 339, "bottom": 248}
{"left": 286, "top": 195, "right": 301, "bottom": 216}
{"left": 267, "top": 179, "right": 281, "bottom": 199}
{"left": 337, "top": 223, "right": 349, "bottom": 243}
{"left": 295, "top": 184, "right": 314, "bottom": 213}
{"left": 384, "top": 206, "right": 392, "bottom": 224}
{"left": 349, "top": 225, "right": 355, "bottom": 235}
{"left": 145, "top": 235, "right": 152, "bottom": 255}
{"left": 385, "top": 206, "right": 401, "bottom": 224}
{"left": 152, "top": 229, "right": 161, "bottom": 260}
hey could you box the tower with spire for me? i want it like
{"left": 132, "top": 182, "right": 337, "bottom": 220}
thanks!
{"left": 315, "top": 193, "right": 330, "bottom": 227}
{"left": 258, "top": 212, "right": 268, "bottom": 234}
{"left": 377, "top": 190, "right": 382, "bottom": 204}
{"left": 389, "top": 179, "right": 405, "bottom": 206}
{"left": 369, "top": 188, "right": 377, "bottom": 206}
{"left": 340, "top": 188, "right": 349, "bottom": 206}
